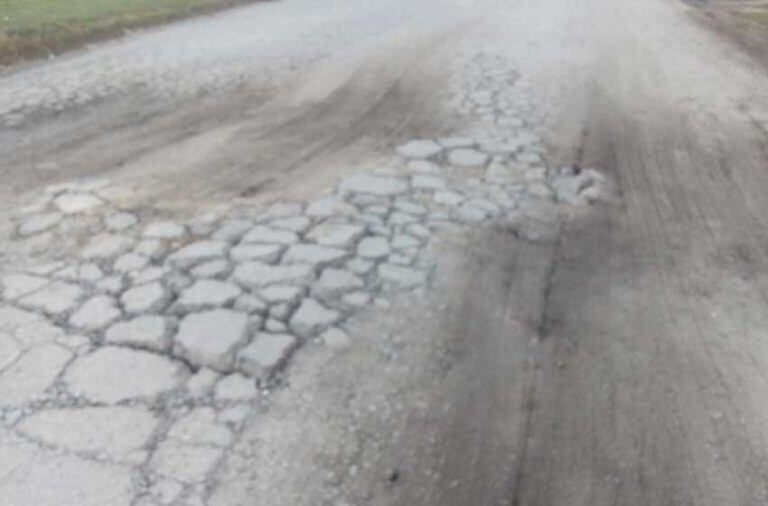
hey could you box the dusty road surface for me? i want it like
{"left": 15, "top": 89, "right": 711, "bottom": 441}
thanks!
{"left": 3, "top": 0, "right": 768, "bottom": 504}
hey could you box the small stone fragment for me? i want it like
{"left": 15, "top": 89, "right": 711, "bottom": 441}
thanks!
{"left": 54, "top": 193, "right": 104, "bottom": 214}
{"left": 18, "top": 213, "right": 62, "bottom": 236}
{"left": 69, "top": 295, "right": 121, "bottom": 330}
{"left": 167, "top": 240, "right": 229, "bottom": 269}
{"left": 173, "top": 310, "right": 249, "bottom": 372}
{"left": 448, "top": 149, "right": 490, "bottom": 168}
{"left": 237, "top": 333, "right": 298, "bottom": 379}
{"left": 241, "top": 225, "right": 299, "bottom": 245}
{"left": 233, "top": 262, "right": 315, "bottom": 288}
{"left": 396, "top": 139, "right": 443, "bottom": 159}
{"left": 378, "top": 264, "right": 428, "bottom": 288}
{"left": 357, "top": 237, "right": 391, "bottom": 260}
{"left": 313, "top": 269, "right": 364, "bottom": 299}
{"left": 143, "top": 221, "right": 187, "bottom": 239}
{"left": 289, "top": 298, "right": 341, "bottom": 339}
{"left": 175, "top": 280, "right": 242, "bottom": 313}
{"left": 64, "top": 347, "right": 187, "bottom": 403}
{"left": 105, "top": 315, "right": 173, "bottom": 352}
{"left": 121, "top": 282, "right": 170, "bottom": 314}
{"left": 282, "top": 244, "right": 349, "bottom": 271}
{"left": 306, "top": 223, "right": 366, "bottom": 249}
{"left": 82, "top": 234, "right": 134, "bottom": 260}
{"left": 229, "top": 244, "right": 284, "bottom": 263}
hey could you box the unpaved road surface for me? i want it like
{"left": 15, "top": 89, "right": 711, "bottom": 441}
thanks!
{"left": 3, "top": 0, "right": 768, "bottom": 505}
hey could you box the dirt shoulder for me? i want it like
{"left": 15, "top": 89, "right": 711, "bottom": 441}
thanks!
{"left": 686, "top": 0, "right": 768, "bottom": 67}
{"left": 0, "top": 0, "right": 271, "bottom": 68}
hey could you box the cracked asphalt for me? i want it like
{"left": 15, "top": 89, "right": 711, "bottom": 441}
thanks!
{"left": 3, "top": 0, "right": 768, "bottom": 504}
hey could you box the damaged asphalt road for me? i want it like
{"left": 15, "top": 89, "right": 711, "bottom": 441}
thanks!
{"left": 3, "top": 0, "right": 768, "bottom": 504}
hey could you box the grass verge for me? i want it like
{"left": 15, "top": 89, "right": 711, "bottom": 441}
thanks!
{"left": 0, "top": 0, "right": 268, "bottom": 67}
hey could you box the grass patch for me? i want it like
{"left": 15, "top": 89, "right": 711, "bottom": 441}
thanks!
{"left": 0, "top": 0, "right": 265, "bottom": 66}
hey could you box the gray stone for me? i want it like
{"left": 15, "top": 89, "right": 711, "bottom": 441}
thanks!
{"left": 389, "top": 211, "right": 419, "bottom": 226}
{"left": 134, "top": 239, "right": 166, "bottom": 259}
{"left": 265, "top": 319, "right": 288, "bottom": 333}
{"left": 407, "top": 223, "right": 431, "bottom": 239}
{"left": 215, "top": 373, "right": 257, "bottom": 401}
{"left": 18, "top": 213, "right": 62, "bottom": 236}
{"left": 175, "top": 280, "right": 242, "bottom": 312}
{"left": 233, "top": 295, "right": 268, "bottom": 315}
{"left": 18, "top": 406, "right": 158, "bottom": 462}
{"left": 305, "top": 197, "right": 357, "bottom": 218}
{"left": 54, "top": 193, "right": 104, "bottom": 214}
{"left": 454, "top": 203, "right": 489, "bottom": 224}
{"left": 167, "top": 241, "right": 229, "bottom": 269}
{"left": 346, "top": 257, "right": 376, "bottom": 275}
{"left": 269, "top": 303, "right": 293, "bottom": 322}
{"left": 105, "top": 315, "right": 173, "bottom": 352}
{"left": 289, "top": 298, "right": 341, "bottom": 339}
{"left": 394, "top": 199, "right": 428, "bottom": 215}
{"left": 69, "top": 295, "right": 121, "bottom": 330}
{"left": 396, "top": 139, "right": 443, "bottom": 159}
{"left": 212, "top": 219, "right": 254, "bottom": 243}
{"left": 282, "top": 244, "right": 349, "bottom": 271}
{"left": 0, "top": 444, "right": 134, "bottom": 506}
{"left": 150, "top": 441, "right": 222, "bottom": 483}
{"left": 378, "top": 264, "right": 428, "bottom": 288}
{"left": 167, "top": 407, "right": 232, "bottom": 447}
{"left": 237, "top": 333, "right": 298, "bottom": 378}
{"left": 229, "top": 243, "right": 284, "bottom": 263}
{"left": 412, "top": 174, "right": 447, "bottom": 191}
{"left": 339, "top": 174, "right": 409, "bottom": 197}
{"left": 438, "top": 137, "right": 476, "bottom": 149}
{"left": 190, "top": 259, "right": 231, "bottom": 279}
{"left": 259, "top": 202, "right": 304, "bottom": 221}
{"left": 357, "top": 237, "right": 391, "bottom": 260}
{"left": 143, "top": 221, "right": 187, "bottom": 239}
{"left": 433, "top": 190, "right": 466, "bottom": 206}
{"left": 241, "top": 225, "right": 299, "bottom": 245}
{"left": 407, "top": 160, "right": 441, "bottom": 173}
{"left": 121, "top": 282, "right": 170, "bottom": 314}
{"left": 131, "top": 266, "right": 169, "bottom": 285}
{"left": 104, "top": 212, "right": 138, "bottom": 231}
{"left": 517, "top": 150, "right": 543, "bottom": 165}
{"left": 306, "top": 223, "right": 366, "bottom": 249}
{"left": 114, "top": 253, "right": 150, "bottom": 273}
{"left": 82, "top": 234, "right": 134, "bottom": 260}
{"left": 448, "top": 148, "right": 490, "bottom": 168}
{"left": 268, "top": 216, "right": 313, "bottom": 233}
{"left": 258, "top": 285, "right": 305, "bottom": 305}
{"left": 313, "top": 269, "right": 364, "bottom": 299}
{"left": 391, "top": 234, "right": 421, "bottom": 250}
{"left": 64, "top": 347, "right": 187, "bottom": 403}
{"left": 1, "top": 273, "right": 49, "bottom": 300}
{"left": 0, "top": 344, "right": 72, "bottom": 405}
{"left": 551, "top": 174, "right": 591, "bottom": 204}
{"left": 185, "top": 367, "right": 220, "bottom": 397}
{"left": 54, "top": 263, "right": 104, "bottom": 283}
{"left": 95, "top": 275, "right": 125, "bottom": 295}
{"left": 18, "top": 282, "right": 84, "bottom": 315}
{"left": 174, "top": 310, "right": 250, "bottom": 372}
{"left": 233, "top": 262, "right": 314, "bottom": 289}
{"left": 342, "top": 291, "right": 372, "bottom": 307}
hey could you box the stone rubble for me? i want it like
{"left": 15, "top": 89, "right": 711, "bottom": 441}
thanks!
{"left": 0, "top": 49, "right": 611, "bottom": 504}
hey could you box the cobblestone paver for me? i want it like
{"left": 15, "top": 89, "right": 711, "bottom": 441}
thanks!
{"left": 0, "top": 50, "right": 610, "bottom": 504}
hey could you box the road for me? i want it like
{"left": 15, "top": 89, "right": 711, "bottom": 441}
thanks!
{"left": 3, "top": 0, "right": 768, "bottom": 504}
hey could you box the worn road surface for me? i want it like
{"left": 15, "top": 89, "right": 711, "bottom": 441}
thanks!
{"left": 3, "top": 0, "right": 768, "bottom": 504}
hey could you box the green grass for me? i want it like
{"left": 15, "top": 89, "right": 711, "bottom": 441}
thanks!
{"left": 0, "top": 0, "right": 261, "bottom": 65}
